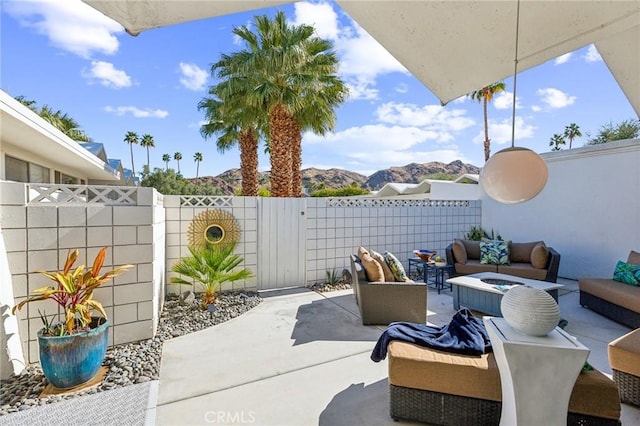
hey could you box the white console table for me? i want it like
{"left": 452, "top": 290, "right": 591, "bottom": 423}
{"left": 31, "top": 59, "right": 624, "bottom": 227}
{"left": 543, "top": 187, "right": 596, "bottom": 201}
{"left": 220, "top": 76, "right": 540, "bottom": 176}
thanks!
{"left": 483, "top": 317, "right": 589, "bottom": 426}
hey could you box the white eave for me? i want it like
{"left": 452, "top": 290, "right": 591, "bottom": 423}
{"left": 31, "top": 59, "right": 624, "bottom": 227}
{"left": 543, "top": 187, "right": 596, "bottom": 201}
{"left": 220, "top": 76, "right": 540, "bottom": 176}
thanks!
{"left": 0, "top": 90, "right": 119, "bottom": 181}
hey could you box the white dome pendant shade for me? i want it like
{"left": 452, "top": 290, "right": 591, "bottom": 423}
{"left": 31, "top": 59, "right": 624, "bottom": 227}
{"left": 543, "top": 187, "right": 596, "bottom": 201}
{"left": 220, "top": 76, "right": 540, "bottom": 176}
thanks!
{"left": 481, "top": 147, "right": 548, "bottom": 204}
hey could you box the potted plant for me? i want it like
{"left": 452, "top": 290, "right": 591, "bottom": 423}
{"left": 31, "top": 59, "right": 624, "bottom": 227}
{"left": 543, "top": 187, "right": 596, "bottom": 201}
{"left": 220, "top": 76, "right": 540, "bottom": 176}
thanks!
{"left": 171, "top": 242, "right": 253, "bottom": 308}
{"left": 433, "top": 256, "right": 447, "bottom": 267}
{"left": 12, "top": 247, "right": 132, "bottom": 389}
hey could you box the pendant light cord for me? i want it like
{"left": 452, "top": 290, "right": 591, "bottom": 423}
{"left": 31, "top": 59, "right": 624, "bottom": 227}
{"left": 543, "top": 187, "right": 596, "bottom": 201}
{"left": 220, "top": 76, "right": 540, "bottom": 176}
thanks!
{"left": 510, "top": 0, "right": 521, "bottom": 148}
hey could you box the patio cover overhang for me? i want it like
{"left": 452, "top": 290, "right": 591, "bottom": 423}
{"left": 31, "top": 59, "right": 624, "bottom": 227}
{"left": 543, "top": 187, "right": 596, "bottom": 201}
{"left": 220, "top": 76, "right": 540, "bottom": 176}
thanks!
{"left": 82, "top": 0, "right": 640, "bottom": 117}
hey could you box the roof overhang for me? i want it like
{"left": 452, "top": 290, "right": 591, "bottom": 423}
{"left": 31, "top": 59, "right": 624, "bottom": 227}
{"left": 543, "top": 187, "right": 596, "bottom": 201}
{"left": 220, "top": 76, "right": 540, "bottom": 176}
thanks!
{"left": 82, "top": 0, "right": 640, "bottom": 117}
{"left": 0, "top": 91, "right": 119, "bottom": 181}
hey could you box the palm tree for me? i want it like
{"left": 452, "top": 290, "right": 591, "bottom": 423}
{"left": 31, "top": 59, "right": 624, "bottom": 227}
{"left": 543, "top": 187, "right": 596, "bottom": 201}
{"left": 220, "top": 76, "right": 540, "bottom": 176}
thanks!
{"left": 15, "top": 97, "right": 91, "bottom": 142}
{"left": 564, "top": 123, "right": 582, "bottom": 149}
{"left": 469, "top": 81, "right": 506, "bottom": 162}
{"left": 140, "top": 134, "right": 155, "bottom": 171}
{"left": 170, "top": 243, "right": 253, "bottom": 307}
{"left": 174, "top": 152, "right": 183, "bottom": 174}
{"left": 549, "top": 133, "right": 566, "bottom": 151}
{"left": 124, "top": 131, "right": 139, "bottom": 177}
{"left": 194, "top": 152, "right": 203, "bottom": 178}
{"left": 162, "top": 153, "right": 171, "bottom": 171}
{"left": 214, "top": 11, "right": 347, "bottom": 197}
{"left": 199, "top": 85, "right": 264, "bottom": 197}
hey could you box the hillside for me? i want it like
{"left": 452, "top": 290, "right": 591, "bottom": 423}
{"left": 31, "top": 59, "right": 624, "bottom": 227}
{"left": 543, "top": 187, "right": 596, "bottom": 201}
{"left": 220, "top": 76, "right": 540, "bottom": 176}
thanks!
{"left": 187, "top": 160, "right": 480, "bottom": 195}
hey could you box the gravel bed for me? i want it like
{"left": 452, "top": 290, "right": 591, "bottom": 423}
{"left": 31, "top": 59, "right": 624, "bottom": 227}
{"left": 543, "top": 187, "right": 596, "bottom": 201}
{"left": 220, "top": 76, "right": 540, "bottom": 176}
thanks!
{"left": 0, "top": 290, "right": 261, "bottom": 416}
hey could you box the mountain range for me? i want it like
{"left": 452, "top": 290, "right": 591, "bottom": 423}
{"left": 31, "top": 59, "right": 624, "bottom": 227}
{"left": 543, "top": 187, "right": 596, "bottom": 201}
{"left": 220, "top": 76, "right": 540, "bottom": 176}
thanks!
{"left": 188, "top": 160, "right": 480, "bottom": 195}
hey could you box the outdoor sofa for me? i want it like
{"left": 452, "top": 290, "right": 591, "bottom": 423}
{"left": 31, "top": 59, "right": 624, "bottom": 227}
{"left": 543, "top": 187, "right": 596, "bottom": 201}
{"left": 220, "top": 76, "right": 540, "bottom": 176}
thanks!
{"left": 388, "top": 340, "right": 621, "bottom": 425}
{"left": 446, "top": 239, "right": 561, "bottom": 282}
{"left": 350, "top": 254, "right": 427, "bottom": 325}
{"left": 579, "top": 250, "right": 640, "bottom": 328}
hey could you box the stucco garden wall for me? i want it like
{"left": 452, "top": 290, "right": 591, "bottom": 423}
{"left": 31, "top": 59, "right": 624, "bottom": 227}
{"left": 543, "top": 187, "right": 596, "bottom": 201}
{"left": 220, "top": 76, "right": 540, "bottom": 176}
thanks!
{"left": 481, "top": 139, "right": 640, "bottom": 279}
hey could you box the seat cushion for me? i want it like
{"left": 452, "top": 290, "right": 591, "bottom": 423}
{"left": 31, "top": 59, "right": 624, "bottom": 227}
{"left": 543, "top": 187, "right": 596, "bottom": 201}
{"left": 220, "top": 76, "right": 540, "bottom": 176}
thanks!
{"left": 452, "top": 239, "right": 467, "bottom": 264}
{"left": 530, "top": 242, "right": 549, "bottom": 269}
{"left": 461, "top": 240, "right": 481, "bottom": 260}
{"left": 371, "top": 250, "right": 395, "bottom": 282}
{"left": 498, "top": 263, "right": 548, "bottom": 280}
{"left": 579, "top": 278, "right": 640, "bottom": 314}
{"left": 388, "top": 341, "right": 502, "bottom": 401}
{"left": 357, "top": 246, "right": 384, "bottom": 282}
{"left": 569, "top": 368, "right": 621, "bottom": 420}
{"left": 455, "top": 260, "right": 498, "bottom": 275}
{"left": 609, "top": 328, "right": 640, "bottom": 377}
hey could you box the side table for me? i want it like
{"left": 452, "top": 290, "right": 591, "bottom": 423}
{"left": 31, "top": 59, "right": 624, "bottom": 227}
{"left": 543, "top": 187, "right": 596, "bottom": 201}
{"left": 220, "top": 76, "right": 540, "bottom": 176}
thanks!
{"left": 483, "top": 317, "right": 589, "bottom": 426}
{"left": 407, "top": 259, "right": 452, "bottom": 294}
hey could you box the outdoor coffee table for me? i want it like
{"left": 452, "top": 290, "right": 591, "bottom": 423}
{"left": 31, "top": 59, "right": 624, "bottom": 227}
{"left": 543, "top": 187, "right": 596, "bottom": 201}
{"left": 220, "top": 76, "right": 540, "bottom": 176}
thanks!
{"left": 446, "top": 272, "right": 563, "bottom": 316}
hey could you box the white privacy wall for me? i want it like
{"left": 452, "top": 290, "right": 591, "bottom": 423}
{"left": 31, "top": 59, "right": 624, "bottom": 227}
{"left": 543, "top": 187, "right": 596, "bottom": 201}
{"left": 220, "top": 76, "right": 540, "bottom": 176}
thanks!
{"left": 305, "top": 198, "right": 482, "bottom": 284}
{"left": 0, "top": 182, "right": 165, "bottom": 363}
{"left": 481, "top": 139, "right": 640, "bottom": 279}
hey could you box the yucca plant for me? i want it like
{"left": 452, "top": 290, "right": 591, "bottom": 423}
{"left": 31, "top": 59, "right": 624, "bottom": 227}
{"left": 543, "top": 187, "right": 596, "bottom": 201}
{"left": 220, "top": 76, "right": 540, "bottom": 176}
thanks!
{"left": 171, "top": 243, "right": 253, "bottom": 307}
{"left": 12, "top": 247, "right": 133, "bottom": 336}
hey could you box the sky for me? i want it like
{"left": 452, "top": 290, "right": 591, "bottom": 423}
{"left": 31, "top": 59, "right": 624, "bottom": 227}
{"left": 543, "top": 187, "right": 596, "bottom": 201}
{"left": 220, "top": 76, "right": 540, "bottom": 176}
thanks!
{"left": 2, "top": 0, "right": 637, "bottom": 180}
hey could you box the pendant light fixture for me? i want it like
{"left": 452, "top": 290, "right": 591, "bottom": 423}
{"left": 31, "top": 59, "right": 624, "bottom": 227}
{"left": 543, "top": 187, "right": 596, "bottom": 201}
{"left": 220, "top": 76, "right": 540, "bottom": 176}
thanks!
{"left": 481, "top": 0, "right": 548, "bottom": 204}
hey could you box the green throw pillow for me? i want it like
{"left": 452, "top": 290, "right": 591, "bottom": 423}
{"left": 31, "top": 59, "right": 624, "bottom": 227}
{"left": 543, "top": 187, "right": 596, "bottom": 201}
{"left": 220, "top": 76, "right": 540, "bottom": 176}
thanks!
{"left": 613, "top": 260, "right": 640, "bottom": 286}
{"left": 384, "top": 251, "right": 409, "bottom": 282}
{"left": 480, "top": 240, "right": 510, "bottom": 265}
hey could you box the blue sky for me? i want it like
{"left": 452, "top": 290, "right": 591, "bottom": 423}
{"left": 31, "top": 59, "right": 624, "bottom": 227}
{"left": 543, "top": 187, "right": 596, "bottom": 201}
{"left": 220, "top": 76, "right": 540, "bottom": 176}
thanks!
{"left": 2, "top": 0, "right": 637, "bottom": 180}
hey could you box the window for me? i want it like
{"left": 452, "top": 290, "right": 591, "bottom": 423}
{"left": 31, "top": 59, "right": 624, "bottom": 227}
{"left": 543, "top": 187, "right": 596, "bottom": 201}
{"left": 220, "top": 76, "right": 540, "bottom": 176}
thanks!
{"left": 5, "top": 156, "right": 28, "bottom": 182}
{"left": 4, "top": 155, "right": 50, "bottom": 183}
{"left": 55, "top": 171, "right": 79, "bottom": 184}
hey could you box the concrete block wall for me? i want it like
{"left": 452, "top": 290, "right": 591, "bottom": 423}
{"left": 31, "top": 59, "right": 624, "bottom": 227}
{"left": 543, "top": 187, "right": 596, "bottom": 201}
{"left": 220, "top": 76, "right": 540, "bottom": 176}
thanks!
{"left": 305, "top": 198, "right": 481, "bottom": 284}
{"left": 0, "top": 182, "right": 164, "bottom": 363}
{"left": 164, "top": 195, "right": 258, "bottom": 295}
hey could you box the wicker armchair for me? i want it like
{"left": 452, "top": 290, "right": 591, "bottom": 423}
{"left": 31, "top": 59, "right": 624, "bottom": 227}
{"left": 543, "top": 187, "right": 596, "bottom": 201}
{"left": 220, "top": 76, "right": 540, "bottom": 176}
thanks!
{"left": 350, "top": 255, "right": 427, "bottom": 325}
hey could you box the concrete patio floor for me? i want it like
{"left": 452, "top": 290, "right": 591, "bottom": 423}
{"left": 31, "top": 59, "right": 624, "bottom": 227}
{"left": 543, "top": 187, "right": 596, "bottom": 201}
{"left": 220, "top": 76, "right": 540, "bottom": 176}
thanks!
{"left": 154, "top": 279, "right": 640, "bottom": 426}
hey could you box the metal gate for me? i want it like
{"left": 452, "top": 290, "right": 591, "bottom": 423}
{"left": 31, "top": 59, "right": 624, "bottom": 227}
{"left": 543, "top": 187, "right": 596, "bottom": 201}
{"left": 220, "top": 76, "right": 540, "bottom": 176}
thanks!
{"left": 256, "top": 198, "right": 307, "bottom": 290}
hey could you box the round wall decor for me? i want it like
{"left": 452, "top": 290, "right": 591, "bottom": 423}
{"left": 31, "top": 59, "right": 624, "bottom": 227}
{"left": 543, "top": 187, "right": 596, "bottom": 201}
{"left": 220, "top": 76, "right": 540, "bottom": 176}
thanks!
{"left": 187, "top": 209, "right": 240, "bottom": 249}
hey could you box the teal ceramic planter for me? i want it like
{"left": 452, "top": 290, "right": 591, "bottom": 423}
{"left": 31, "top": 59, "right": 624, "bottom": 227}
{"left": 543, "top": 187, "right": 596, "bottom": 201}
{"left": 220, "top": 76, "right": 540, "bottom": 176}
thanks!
{"left": 38, "top": 318, "right": 109, "bottom": 389}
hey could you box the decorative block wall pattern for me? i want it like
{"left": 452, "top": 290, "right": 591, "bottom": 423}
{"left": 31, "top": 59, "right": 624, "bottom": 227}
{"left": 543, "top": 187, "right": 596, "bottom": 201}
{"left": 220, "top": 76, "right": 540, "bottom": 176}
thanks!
{"left": 304, "top": 198, "right": 481, "bottom": 284}
{"left": 1, "top": 182, "right": 164, "bottom": 363}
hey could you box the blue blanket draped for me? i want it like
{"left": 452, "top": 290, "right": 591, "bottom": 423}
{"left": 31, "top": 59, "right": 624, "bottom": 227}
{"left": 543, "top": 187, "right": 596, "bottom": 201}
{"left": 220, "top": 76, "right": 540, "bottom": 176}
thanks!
{"left": 371, "top": 308, "right": 492, "bottom": 362}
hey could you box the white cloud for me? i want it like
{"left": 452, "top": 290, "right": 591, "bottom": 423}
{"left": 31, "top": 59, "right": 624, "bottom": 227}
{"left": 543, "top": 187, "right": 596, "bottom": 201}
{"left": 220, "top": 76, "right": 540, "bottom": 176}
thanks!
{"left": 104, "top": 106, "right": 169, "bottom": 118}
{"left": 303, "top": 124, "right": 471, "bottom": 172}
{"left": 531, "top": 105, "right": 542, "bottom": 112}
{"left": 584, "top": 44, "right": 602, "bottom": 63}
{"left": 4, "top": 0, "right": 122, "bottom": 58}
{"left": 554, "top": 52, "right": 572, "bottom": 65}
{"left": 537, "top": 88, "right": 576, "bottom": 109}
{"left": 375, "top": 102, "right": 475, "bottom": 133}
{"left": 472, "top": 117, "right": 536, "bottom": 146}
{"left": 395, "top": 83, "right": 409, "bottom": 94}
{"left": 492, "top": 91, "right": 521, "bottom": 110}
{"left": 82, "top": 61, "right": 131, "bottom": 88}
{"left": 179, "top": 63, "right": 208, "bottom": 91}
{"left": 293, "top": 1, "right": 408, "bottom": 101}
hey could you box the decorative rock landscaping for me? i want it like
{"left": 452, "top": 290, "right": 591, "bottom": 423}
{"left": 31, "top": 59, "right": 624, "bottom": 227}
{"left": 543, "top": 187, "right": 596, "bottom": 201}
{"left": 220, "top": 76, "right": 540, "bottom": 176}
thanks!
{"left": 0, "top": 291, "right": 261, "bottom": 415}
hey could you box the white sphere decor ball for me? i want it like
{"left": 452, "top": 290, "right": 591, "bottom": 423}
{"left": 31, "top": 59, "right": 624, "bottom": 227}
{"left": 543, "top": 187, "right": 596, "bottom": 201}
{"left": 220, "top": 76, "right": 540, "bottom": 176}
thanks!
{"left": 500, "top": 285, "right": 560, "bottom": 336}
{"left": 481, "top": 147, "right": 548, "bottom": 204}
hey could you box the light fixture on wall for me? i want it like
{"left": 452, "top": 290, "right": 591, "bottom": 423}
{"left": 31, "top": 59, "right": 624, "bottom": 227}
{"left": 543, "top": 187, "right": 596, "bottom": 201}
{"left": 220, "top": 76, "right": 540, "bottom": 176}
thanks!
{"left": 481, "top": 0, "right": 548, "bottom": 204}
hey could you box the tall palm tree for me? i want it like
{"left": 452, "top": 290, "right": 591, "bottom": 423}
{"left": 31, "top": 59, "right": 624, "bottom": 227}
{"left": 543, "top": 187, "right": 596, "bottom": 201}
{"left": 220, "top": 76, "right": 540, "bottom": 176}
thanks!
{"left": 194, "top": 152, "right": 203, "bottom": 178}
{"left": 124, "top": 131, "right": 139, "bottom": 177}
{"left": 174, "top": 152, "right": 183, "bottom": 174}
{"left": 199, "top": 85, "right": 264, "bottom": 197}
{"left": 140, "top": 134, "right": 155, "bottom": 171}
{"left": 564, "top": 123, "right": 582, "bottom": 149}
{"left": 162, "top": 153, "right": 171, "bottom": 171}
{"left": 469, "top": 81, "right": 506, "bottom": 162}
{"left": 215, "top": 11, "right": 347, "bottom": 197}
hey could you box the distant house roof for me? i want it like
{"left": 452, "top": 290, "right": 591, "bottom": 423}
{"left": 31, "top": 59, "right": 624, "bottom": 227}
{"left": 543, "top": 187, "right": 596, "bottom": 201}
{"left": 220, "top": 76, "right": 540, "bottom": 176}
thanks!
{"left": 123, "top": 169, "right": 133, "bottom": 184}
{"left": 79, "top": 142, "right": 108, "bottom": 162}
{"left": 372, "top": 176, "right": 480, "bottom": 200}
{"left": 108, "top": 159, "right": 122, "bottom": 170}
